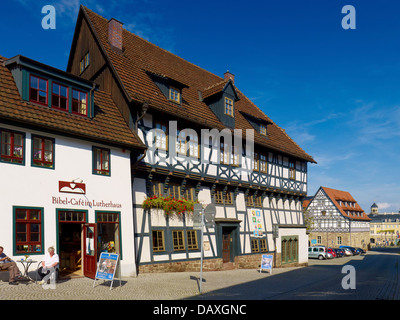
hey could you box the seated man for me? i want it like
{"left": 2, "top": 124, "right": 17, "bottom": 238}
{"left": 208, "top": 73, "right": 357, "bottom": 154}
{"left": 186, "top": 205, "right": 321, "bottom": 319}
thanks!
{"left": 0, "top": 246, "right": 25, "bottom": 285}
{"left": 37, "top": 246, "right": 59, "bottom": 285}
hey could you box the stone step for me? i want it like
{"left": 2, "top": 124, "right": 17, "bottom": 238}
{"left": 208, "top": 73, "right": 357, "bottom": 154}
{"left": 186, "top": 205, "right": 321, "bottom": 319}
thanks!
{"left": 222, "top": 262, "right": 236, "bottom": 270}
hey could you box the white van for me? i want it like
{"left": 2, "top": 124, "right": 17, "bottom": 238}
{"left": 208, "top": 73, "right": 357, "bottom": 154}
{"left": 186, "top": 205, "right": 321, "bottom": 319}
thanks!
{"left": 308, "top": 246, "right": 327, "bottom": 260}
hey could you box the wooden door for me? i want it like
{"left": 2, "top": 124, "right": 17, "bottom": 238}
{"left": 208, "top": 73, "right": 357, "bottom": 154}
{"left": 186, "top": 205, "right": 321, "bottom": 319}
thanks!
{"left": 83, "top": 223, "right": 97, "bottom": 279}
{"left": 222, "top": 233, "right": 231, "bottom": 263}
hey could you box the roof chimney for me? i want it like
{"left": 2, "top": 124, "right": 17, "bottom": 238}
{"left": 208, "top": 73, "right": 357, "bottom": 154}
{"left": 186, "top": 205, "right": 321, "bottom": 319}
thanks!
{"left": 108, "top": 18, "right": 123, "bottom": 52}
{"left": 224, "top": 70, "right": 235, "bottom": 84}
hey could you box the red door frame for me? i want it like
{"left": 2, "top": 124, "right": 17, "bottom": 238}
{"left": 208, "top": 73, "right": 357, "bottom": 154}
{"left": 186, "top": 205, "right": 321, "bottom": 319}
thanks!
{"left": 83, "top": 223, "right": 97, "bottom": 279}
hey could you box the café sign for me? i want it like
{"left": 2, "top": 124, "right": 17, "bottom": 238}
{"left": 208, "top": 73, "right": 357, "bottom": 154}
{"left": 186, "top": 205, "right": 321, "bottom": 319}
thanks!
{"left": 51, "top": 196, "right": 122, "bottom": 208}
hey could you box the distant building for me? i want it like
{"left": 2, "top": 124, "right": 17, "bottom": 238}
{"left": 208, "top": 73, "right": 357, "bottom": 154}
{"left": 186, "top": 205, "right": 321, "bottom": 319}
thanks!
{"left": 304, "top": 187, "right": 371, "bottom": 249}
{"left": 368, "top": 203, "right": 400, "bottom": 246}
{"left": 370, "top": 202, "right": 379, "bottom": 215}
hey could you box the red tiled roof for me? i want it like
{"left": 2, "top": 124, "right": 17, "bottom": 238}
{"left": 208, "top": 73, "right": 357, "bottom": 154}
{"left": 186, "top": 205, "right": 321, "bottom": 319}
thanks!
{"left": 79, "top": 6, "right": 316, "bottom": 163}
{"left": 321, "top": 186, "right": 371, "bottom": 221}
{"left": 0, "top": 55, "right": 145, "bottom": 150}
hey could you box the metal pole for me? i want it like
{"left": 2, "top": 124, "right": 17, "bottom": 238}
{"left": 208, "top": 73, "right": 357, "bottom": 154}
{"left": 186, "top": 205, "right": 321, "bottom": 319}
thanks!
{"left": 199, "top": 208, "right": 204, "bottom": 294}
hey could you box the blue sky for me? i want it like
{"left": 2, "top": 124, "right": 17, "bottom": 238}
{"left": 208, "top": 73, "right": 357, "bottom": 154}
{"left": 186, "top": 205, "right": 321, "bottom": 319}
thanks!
{"left": 2, "top": 0, "right": 400, "bottom": 213}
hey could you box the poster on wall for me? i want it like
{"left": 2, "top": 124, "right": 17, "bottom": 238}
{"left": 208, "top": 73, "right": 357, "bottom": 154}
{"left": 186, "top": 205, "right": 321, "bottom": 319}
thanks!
{"left": 93, "top": 252, "right": 121, "bottom": 290}
{"left": 260, "top": 254, "right": 273, "bottom": 274}
{"left": 250, "top": 209, "right": 264, "bottom": 237}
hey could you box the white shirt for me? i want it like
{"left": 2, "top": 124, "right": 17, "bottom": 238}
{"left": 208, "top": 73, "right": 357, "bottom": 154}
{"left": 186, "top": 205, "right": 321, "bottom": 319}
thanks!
{"left": 44, "top": 253, "right": 59, "bottom": 268}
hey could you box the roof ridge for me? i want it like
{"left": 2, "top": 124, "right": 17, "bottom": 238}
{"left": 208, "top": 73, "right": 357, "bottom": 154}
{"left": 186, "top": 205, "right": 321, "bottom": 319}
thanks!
{"left": 82, "top": 6, "right": 224, "bottom": 85}
{"left": 203, "top": 79, "right": 228, "bottom": 91}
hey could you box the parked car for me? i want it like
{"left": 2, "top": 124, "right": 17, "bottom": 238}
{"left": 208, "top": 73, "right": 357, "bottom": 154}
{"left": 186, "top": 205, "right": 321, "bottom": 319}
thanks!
{"left": 342, "top": 248, "right": 352, "bottom": 256}
{"left": 308, "top": 246, "right": 327, "bottom": 260}
{"left": 326, "top": 252, "right": 334, "bottom": 259}
{"left": 327, "top": 248, "right": 337, "bottom": 258}
{"left": 334, "top": 248, "right": 344, "bottom": 257}
{"left": 339, "top": 245, "right": 357, "bottom": 255}
{"left": 355, "top": 247, "right": 366, "bottom": 255}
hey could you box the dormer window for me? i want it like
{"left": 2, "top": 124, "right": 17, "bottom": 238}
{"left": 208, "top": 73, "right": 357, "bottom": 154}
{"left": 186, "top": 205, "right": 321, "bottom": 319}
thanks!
{"left": 51, "top": 82, "right": 68, "bottom": 111}
{"left": 224, "top": 97, "right": 234, "bottom": 117}
{"left": 169, "top": 86, "right": 180, "bottom": 103}
{"left": 72, "top": 89, "right": 88, "bottom": 116}
{"left": 260, "top": 124, "right": 267, "bottom": 136}
{"left": 5, "top": 55, "right": 94, "bottom": 119}
{"left": 29, "top": 75, "right": 48, "bottom": 106}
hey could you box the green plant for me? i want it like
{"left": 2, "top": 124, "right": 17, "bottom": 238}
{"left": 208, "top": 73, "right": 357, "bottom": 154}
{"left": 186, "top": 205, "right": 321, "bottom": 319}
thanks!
{"left": 142, "top": 195, "right": 197, "bottom": 215}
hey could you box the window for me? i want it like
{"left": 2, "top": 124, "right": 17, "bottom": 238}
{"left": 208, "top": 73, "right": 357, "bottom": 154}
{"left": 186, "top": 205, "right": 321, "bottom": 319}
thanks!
{"left": 246, "top": 195, "right": 254, "bottom": 207}
{"left": 80, "top": 52, "right": 90, "bottom": 74}
{"left": 289, "top": 160, "right": 296, "bottom": 180}
{"left": 260, "top": 239, "right": 268, "bottom": 252}
{"left": 97, "top": 212, "right": 120, "bottom": 255}
{"left": 59, "top": 210, "right": 85, "bottom": 222}
{"left": 152, "top": 230, "right": 165, "bottom": 252}
{"left": 151, "top": 181, "right": 163, "bottom": 197}
{"left": 169, "top": 87, "right": 180, "bottom": 103}
{"left": 0, "top": 129, "right": 24, "bottom": 164}
{"left": 177, "top": 129, "right": 199, "bottom": 158}
{"left": 187, "top": 230, "right": 198, "bottom": 250}
{"left": 255, "top": 195, "right": 263, "bottom": 208}
{"left": 317, "top": 236, "right": 322, "bottom": 244}
{"left": 172, "top": 230, "right": 185, "bottom": 251}
{"left": 221, "top": 142, "right": 239, "bottom": 166}
{"left": 214, "top": 189, "right": 233, "bottom": 205}
{"left": 337, "top": 236, "right": 342, "bottom": 245}
{"left": 260, "top": 154, "right": 267, "bottom": 173}
{"left": 168, "top": 184, "right": 181, "bottom": 199}
{"left": 260, "top": 124, "right": 267, "bottom": 136}
{"left": 251, "top": 238, "right": 268, "bottom": 253}
{"left": 14, "top": 207, "right": 43, "bottom": 254}
{"left": 183, "top": 186, "right": 195, "bottom": 201}
{"left": 251, "top": 239, "right": 259, "bottom": 253}
{"left": 252, "top": 152, "right": 259, "bottom": 171}
{"left": 72, "top": 89, "right": 88, "bottom": 116}
{"left": 32, "top": 135, "right": 54, "bottom": 169}
{"left": 51, "top": 82, "right": 68, "bottom": 111}
{"left": 93, "top": 147, "right": 110, "bottom": 176}
{"left": 154, "top": 121, "right": 168, "bottom": 150}
{"left": 29, "top": 75, "right": 48, "bottom": 105}
{"left": 224, "top": 97, "right": 234, "bottom": 117}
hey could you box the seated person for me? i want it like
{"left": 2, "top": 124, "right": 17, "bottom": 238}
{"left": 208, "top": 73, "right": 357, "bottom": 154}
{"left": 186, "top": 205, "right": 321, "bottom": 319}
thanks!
{"left": 37, "top": 246, "right": 59, "bottom": 284}
{"left": 0, "top": 246, "right": 25, "bottom": 285}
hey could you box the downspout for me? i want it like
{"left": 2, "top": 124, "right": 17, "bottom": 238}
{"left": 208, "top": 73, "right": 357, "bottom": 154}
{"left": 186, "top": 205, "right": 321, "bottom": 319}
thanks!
{"left": 132, "top": 101, "right": 149, "bottom": 171}
{"left": 90, "top": 83, "right": 96, "bottom": 118}
{"left": 131, "top": 102, "right": 148, "bottom": 277}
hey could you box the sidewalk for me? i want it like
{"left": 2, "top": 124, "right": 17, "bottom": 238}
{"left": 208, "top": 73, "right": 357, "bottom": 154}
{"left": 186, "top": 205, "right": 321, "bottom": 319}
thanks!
{"left": 0, "top": 266, "right": 302, "bottom": 300}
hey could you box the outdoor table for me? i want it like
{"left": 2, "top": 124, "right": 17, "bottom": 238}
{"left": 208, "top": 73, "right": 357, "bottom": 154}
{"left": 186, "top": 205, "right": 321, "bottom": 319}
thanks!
{"left": 17, "top": 259, "right": 37, "bottom": 281}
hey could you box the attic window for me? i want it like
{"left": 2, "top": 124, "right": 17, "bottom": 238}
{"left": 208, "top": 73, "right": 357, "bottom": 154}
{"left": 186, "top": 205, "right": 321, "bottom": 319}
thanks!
{"left": 29, "top": 75, "right": 48, "bottom": 106}
{"left": 224, "top": 97, "right": 234, "bottom": 117}
{"left": 80, "top": 52, "right": 90, "bottom": 74}
{"left": 169, "top": 86, "right": 180, "bottom": 104}
{"left": 72, "top": 89, "right": 88, "bottom": 116}
{"left": 260, "top": 124, "right": 267, "bottom": 136}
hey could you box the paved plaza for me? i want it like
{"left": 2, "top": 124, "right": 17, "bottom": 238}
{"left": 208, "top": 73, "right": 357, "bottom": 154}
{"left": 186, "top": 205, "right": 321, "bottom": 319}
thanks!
{"left": 0, "top": 266, "right": 299, "bottom": 300}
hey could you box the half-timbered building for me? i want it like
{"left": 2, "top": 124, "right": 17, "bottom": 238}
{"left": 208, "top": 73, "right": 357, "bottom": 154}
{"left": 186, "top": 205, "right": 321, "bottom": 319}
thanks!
{"left": 66, "top": 6, "right": 316, "bottom": 272}
{"left": 304, "top": 186, "right": 371, "bottom": 249}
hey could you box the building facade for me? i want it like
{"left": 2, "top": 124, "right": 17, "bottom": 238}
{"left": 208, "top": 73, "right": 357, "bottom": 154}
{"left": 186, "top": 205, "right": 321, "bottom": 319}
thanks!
{"left": 65, "top": 6, "right": 316, "bottom": 272}
{"left": 0, "top": 55, "right": 145, "bottom": 278}
{"left": 305, "top": 187, "right": 371, "bottom": 249}
{"left": 368, "top": 204, "right": 400, "bottom": 246}
{"left": 1, "top": 4, "right": 316, "bottom": 279}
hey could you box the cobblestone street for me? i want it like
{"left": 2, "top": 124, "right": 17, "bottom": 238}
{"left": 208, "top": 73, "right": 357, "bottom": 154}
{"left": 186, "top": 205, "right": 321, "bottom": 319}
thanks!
{"left": 0, "top": 266, "right": 298, "bottom": 300}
